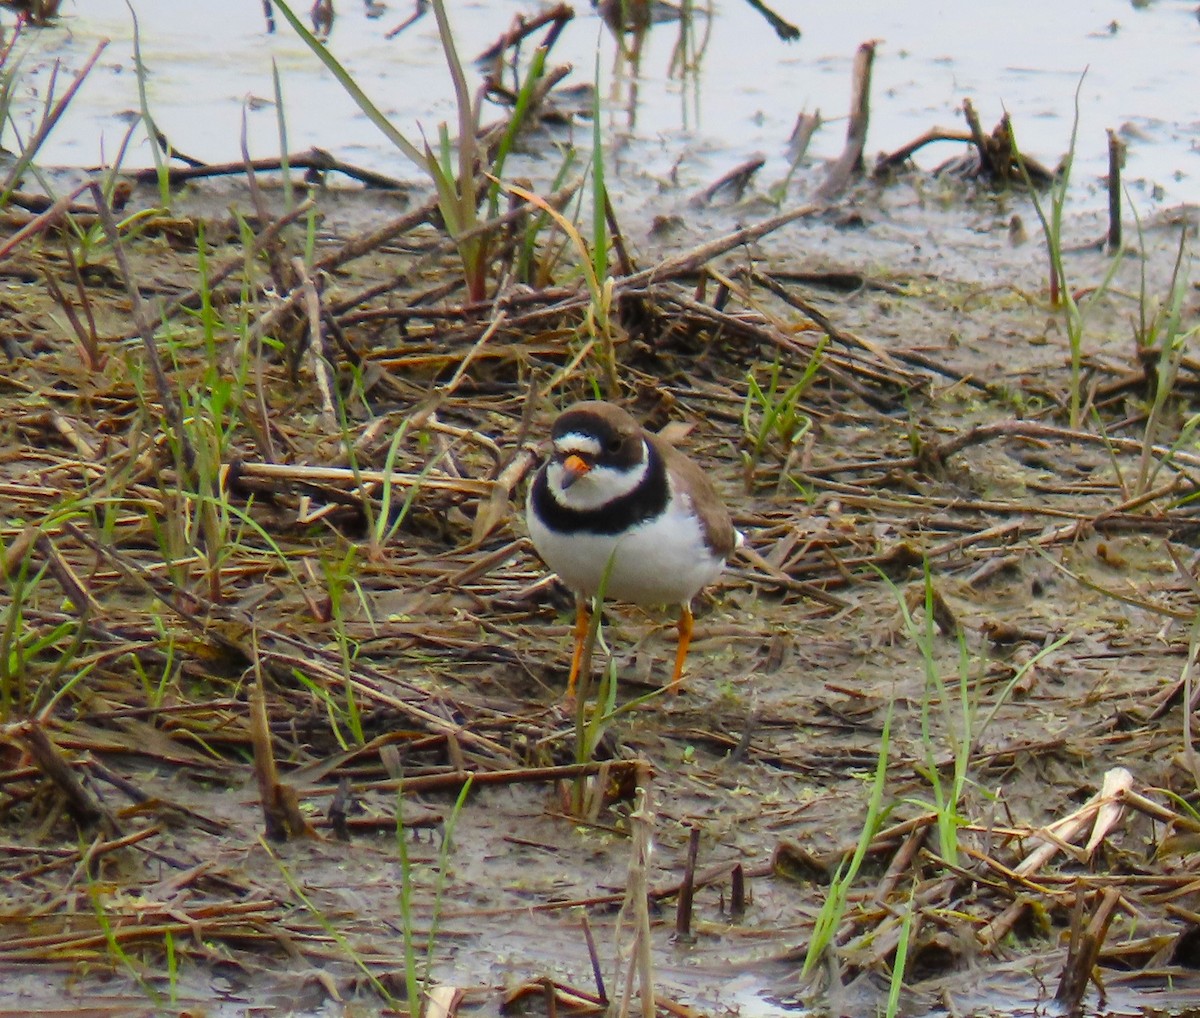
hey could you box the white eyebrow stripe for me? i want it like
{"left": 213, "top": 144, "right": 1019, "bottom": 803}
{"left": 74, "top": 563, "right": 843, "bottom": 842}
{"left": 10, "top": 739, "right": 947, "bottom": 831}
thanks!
{"left": 554, "top": 433, "right": 602, "bottom": 457}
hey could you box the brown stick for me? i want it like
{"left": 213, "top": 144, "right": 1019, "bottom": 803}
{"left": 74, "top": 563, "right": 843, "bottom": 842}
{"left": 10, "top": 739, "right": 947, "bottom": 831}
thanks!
{"left": 1, "top": 524, "right": 38, "bottom": 578}
{"left": 927, "top": 418, "right": 1200, "bottom": 474}
{"left": 674, "top": 825, "right": 701, "bottom": 942}
{"left": 787, "top": 111, "right": 824, "bottom": 165}
{"left": 381, "top": 0, "right": 426, "bottom": 37}
{"left": 33, "top": 532, "right": 98, "bottom": 617}
{"left": 127, "top": 151, "right": 407, "bottom": 190}
{"left": 814, "top": 41, "right": 876, "bottom": 201}
{"left": 625, "top": 203, "right": 826, "bottom": 288}
{"left": 249, "top": 681, "right": 314, "bottom": 841}
{"left": 249, "top": 681, "right": 286, "bottom": 842}
{"left": 730, "top": 864, "right": 747, "bottom": 920}
{"left": 873, "top": 128, "right": 972, "bottom": 177}
{"left": 18, "top": 722, "right": 112, "bottom": 831}
{"left": 962, "top": 98, "right": 994, "bottom": 177}
{"left": 474, "top": 2, "right": 574, "bottom": 62}
{"left": 1055, "top": 886, "right": 1123, "bottom": 1006}
{"left": 0, "top": 181, "right": 90, "bottom": 261}
{"left": 1107, "top": 128, "right": 1124, "bottom": 252}
{"left": 691, "top": 155, "right": 766, "bottom": 206}
{"left": 581, "top": 912, "right": 607, "bottom": 1003}
{"left": 2, "top": 40, "right": 107, "bottom": 195}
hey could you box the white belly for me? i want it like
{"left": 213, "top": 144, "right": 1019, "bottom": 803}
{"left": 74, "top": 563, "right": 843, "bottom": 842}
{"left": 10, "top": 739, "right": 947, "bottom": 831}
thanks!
{"left": 527, "top": 498, "right": 726, "bottom": 607}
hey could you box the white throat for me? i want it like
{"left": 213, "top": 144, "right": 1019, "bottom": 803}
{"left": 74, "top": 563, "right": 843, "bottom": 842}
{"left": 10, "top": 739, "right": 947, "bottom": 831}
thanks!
{"left": 546, "top": 439, "right": 649, "bottom": 512}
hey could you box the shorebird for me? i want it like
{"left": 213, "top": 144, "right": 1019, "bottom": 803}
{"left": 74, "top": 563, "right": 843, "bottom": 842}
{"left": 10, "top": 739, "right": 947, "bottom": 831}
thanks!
{"left": 526, "top": 400, "right": 740, "bottom": 695}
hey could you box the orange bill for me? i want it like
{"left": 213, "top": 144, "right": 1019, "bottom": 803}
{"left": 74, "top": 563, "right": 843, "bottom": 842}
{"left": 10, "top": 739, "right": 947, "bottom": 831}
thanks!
{"left": 561, "top": 454, "right": 591, "bottom": 487}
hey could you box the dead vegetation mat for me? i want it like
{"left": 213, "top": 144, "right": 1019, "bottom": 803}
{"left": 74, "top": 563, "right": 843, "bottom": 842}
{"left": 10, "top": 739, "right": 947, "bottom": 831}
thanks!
{"left": 4, "top": 181, "right": 1200, "bottom": 1015}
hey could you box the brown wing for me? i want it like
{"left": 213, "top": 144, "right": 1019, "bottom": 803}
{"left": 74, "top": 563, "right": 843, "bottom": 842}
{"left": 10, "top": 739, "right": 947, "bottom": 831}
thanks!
{"left": 648, "top": 432, "right": 739, "bottom": 560}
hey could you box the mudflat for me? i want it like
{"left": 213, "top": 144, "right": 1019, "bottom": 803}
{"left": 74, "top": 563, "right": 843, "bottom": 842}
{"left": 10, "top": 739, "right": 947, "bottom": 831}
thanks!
{"left": 2, "top": 127, "right": 1200, "bottom": 1017}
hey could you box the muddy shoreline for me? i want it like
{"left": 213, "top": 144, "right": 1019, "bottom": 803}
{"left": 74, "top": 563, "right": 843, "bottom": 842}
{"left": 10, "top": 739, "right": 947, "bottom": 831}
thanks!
{"left": 2, "top": 141, "right": 1200, "bottom": 1018}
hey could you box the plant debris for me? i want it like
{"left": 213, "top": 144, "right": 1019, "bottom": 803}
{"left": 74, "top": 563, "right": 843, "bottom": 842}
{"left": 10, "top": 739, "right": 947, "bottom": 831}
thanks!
{"left": 4, "top": 9, "right": 1200, "bottom": 1016}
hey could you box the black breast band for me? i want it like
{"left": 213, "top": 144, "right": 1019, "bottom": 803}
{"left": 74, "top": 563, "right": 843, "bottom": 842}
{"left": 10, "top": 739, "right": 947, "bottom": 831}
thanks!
{"left": 531, "top": 443, "right": 669, "bottom": 536}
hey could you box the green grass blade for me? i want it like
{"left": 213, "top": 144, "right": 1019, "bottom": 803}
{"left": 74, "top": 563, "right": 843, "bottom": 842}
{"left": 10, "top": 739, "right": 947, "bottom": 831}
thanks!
{"left": 590, "top": 50, "right": 608, "bottom": 283}
{"left": 270, "top": 0, "right": 426, "bottom": 168}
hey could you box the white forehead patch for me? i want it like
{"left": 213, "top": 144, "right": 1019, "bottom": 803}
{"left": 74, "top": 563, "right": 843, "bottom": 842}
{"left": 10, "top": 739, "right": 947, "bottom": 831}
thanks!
{"left": 554, "top": 432, "right": 602, "bottom": 457}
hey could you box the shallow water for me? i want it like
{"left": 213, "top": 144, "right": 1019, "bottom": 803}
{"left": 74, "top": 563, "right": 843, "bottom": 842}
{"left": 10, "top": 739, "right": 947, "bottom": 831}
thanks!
{"left": 8, "top": 0, "right": 1200, "bottom": 211}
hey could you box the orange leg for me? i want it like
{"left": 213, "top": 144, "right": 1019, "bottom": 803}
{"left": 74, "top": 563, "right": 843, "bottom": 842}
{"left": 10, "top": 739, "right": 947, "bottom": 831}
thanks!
{"left": 668, "top": 603, "right": 694, "bottom": 694}
{"left": 566, "top": 597, "right": 590, "bottom": 699}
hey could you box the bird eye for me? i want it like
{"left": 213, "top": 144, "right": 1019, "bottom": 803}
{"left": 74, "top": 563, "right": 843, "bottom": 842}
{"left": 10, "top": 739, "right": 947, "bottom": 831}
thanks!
{"left": 605, "top": 436, "right": 623, "bottom": 454}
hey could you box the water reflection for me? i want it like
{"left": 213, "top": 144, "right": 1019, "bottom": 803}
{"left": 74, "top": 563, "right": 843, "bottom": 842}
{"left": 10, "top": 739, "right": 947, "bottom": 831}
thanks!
{"left": 1, "top": 0, "right": 1198, "bottom": 209}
